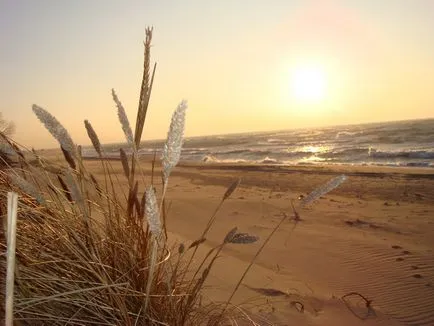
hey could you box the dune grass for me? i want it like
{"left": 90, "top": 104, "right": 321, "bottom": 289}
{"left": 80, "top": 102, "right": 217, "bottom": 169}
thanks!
{"left": 0, "top": 28, "right": 257, "bottom": 325}
{"left": 0, "top": 28, "right": 347, "bottom": 325}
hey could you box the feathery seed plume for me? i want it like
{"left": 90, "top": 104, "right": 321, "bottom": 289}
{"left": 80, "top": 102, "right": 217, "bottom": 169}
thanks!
{"left": 162, "top": 100, "right": 187, "bottom": 183}
{"left": 144, "top": 184, "right": 161, "bottom": 312}
{"left": 188, "top": 238, "right": 206, "bottom": 249}
{"left": 111, "top": 89, "right": 134, "bottom": 146}
{"left": 224, "top": 227, "right": 238, "bottom": 243}
{"left": 145, "top": 186, "right": 161, "bottom": 236}
{"left": 302, "top": 174, "right": 347, "bottom": 206}
{"left": 32, "top": 105, "right": 76, "bottom": 155}
{"left": 9, "top": 173, "right": 44, "bottom": 204}
{"left": 0, "top": 142, "right": 15, "bottom": 156}
{"left": 229, "top": 233, "right": 259, "bottom": 244}
{"left": 84, "top": 120, "right": 102, "bottom": 155}
{"left": 77, "top": 145, "right": 82, "bottom": 159}
{"left": 65, "top": 173, "right": 86, "bottom": 216}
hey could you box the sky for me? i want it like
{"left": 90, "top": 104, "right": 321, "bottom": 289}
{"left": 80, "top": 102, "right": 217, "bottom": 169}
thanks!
{"left": 1, "top": 0, "right": 434, "bottom": 149}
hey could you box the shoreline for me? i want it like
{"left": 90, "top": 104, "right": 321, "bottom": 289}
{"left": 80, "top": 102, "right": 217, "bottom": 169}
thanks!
{"left": 79, "top": 153, "right": 434, "bottom": 174}
{"left": 81, "top": 155, "right": 434, "bottom": 177}
{"left": 178, "top": 161, "right": 434, "bottom": 176}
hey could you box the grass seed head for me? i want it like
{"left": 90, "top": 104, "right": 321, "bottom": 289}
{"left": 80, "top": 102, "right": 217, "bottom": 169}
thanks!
{"left": 302, "top": 174, "right": 347, "bottom": 206}
{"left": 162, "top": 100, "right": 187, "bottom": 183}
{"left": 112, "top": 89, "right": 134, "bottom": 147}
{"left": 229, "top": 233, "right": 259, "bottom": 244}
{"left": 145, "top": 186, "right": 161, "bottom": 236}
{"left": 84, "top": 120, "right": 102, "bottom": 155}
{"left": 32, "top": 104, "right": 76, "bottom": 155}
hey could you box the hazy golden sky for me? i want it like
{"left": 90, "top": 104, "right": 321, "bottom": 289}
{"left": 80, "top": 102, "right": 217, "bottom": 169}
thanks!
{"left": 1, "top": 0, "right": 433, "bottom": 148}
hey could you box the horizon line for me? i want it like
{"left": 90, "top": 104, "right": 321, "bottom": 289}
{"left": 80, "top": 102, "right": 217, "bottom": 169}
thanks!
{"left": 33, "top": 116, "right": 434, "bottom": 151}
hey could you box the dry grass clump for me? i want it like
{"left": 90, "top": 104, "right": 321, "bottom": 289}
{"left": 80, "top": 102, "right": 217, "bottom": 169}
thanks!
{"left": 0, "top": 134, "right": 254, "bottom": 325}
{"left": 0, "top": 28, "right": 256, "bottom": 326}
{"left": 1, "top": 28, "right": 347, "bottom": 325}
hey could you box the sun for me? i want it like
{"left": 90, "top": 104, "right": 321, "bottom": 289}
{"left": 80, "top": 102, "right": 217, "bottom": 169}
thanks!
{"left": 291, "top": 65, "right": 327, "bottom": 102}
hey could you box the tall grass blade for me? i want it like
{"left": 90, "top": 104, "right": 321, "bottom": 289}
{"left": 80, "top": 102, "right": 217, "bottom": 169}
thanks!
{"left": 57, "top": 175, "right": 73, "bottom": 202}
{"left": 127, "top": 181, "right": 139, "bottom": 218}
{"left": 134, "top": 196, "right": 141, "bottom": 217}
{"left": 134, "top": 28, "right": 154, "bottom": 148}
{"left": 90, "top": 174, "right": 102, "bottom": 197}
{"left": 218, "top": 210, "right": 290, "bottom": 322}
{"left": 144, "top": 187, "right": 161, "bottom": 313}
{"left": 61, "top": 146, "right": 76, "bottom": 170}
{"left": 65, "top": 172, "right": 87, "bottom": 220}
{"left": 223, "top": 178, "right": 241, "bottom": 200}
{"left": 65, "top": 173, "right": 81, "bottom": 203}
{"left": 119, "top": 148, "right": 130, "bottom": 179}
{"left": 6, "top": 192, "right": 18, "bottom": 326}
{"left": 140, "top": 190, "right": 146, "bottom": 219}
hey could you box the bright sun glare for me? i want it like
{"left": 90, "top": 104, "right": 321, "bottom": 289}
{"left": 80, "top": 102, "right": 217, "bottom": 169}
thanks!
{"left": 291, "top": 66, "right": 327, "bottom": 102}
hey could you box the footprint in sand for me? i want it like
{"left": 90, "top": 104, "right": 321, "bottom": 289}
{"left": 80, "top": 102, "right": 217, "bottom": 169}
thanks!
{"left": 396, "top": 257, "right": 405, "bottom": 262}
{"left": 410, "top": 265, "right": 419, "bottom": 270}
{"left": 391, "top": 245, "right": 403, "bottom": 249}
{"left": 412, "top": 274, "right": 423, "bottom": 279}
{"left": 402, "top": 250, "right": 411, "bottom": 255}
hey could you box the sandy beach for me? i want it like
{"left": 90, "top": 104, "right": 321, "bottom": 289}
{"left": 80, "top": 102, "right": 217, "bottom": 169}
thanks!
{"left": 4, "top": 2, "right": 434, "bottom": 324}
{"left": 77, "top": 155, "right": 434, "bottom": 326}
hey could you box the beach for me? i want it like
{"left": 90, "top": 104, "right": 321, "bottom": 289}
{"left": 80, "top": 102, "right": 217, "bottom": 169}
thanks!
{"left": 3, "top": 2, "right": 433, "bottom": 324}
{"left": 81, "top": 157, "right": 434, "bottom": 326}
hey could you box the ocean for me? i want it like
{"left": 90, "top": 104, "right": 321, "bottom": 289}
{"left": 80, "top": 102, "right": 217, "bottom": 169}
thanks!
{"left": 83, "top": 119, "right": 434, "bottom": 168}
